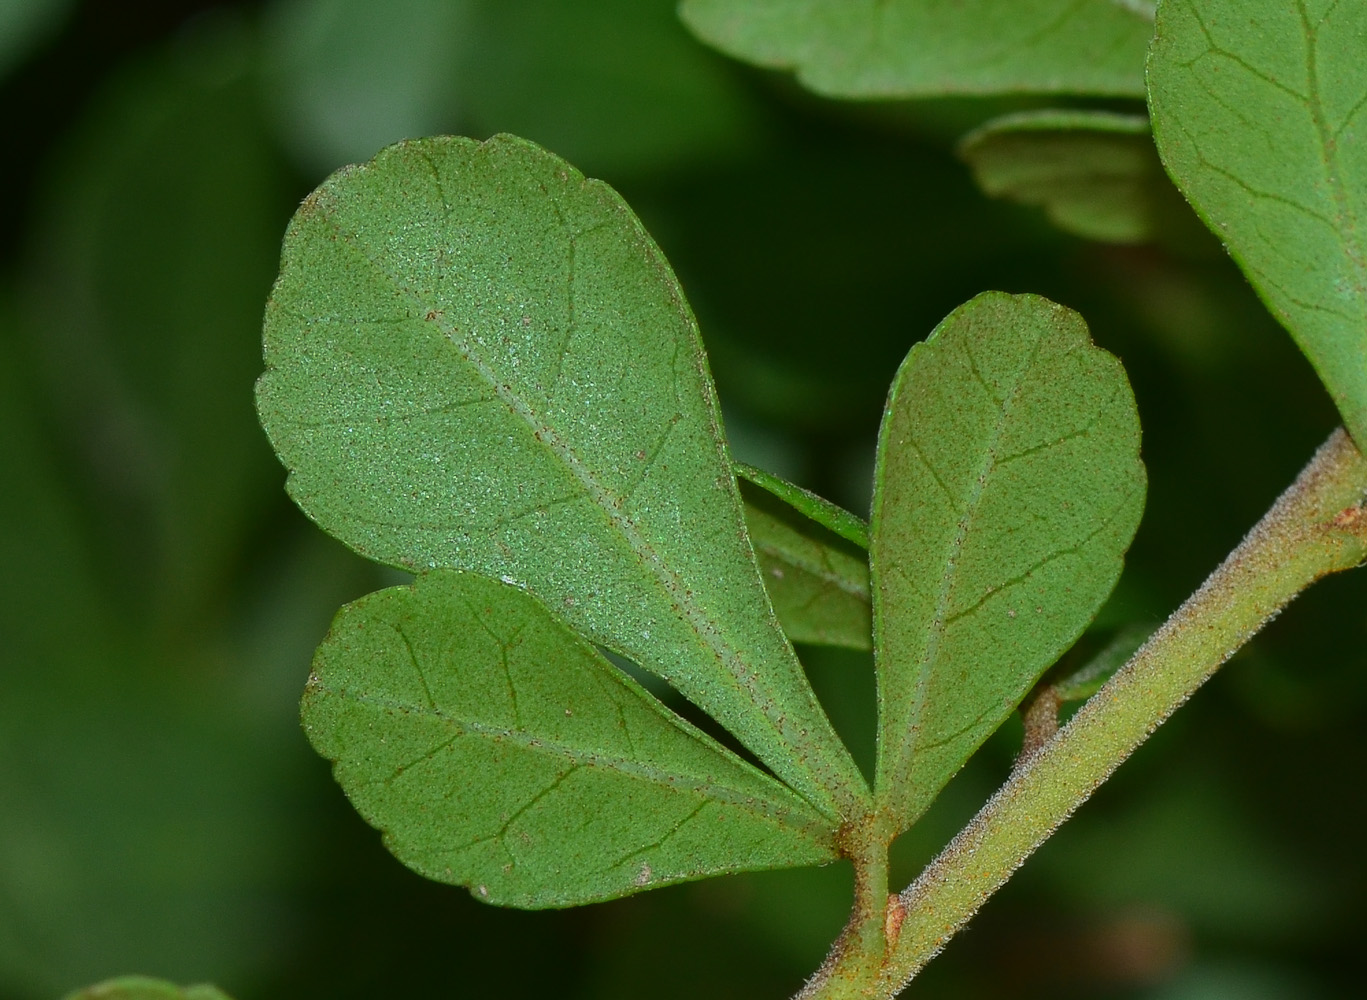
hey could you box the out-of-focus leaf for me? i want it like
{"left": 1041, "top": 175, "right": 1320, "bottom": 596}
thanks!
{"left": 263, "top": 0, "right": 469, "bottom": 173}
{"left": 645, "top": 138, "right": 1057, "bottom": 433}
{"left": 459, "top": 0, "right": 759, "bottom": 177}
{"left": 23, "top": 23, "right": 285, "bottom": 631}
{"left": 871, "top": 292, "right": 1145, "bottom": 831}
{"left": 959, "top": 110, "right": 1187, "bottom": 244}
{"left": 0, "top": 320, "right": 115, "bottom": 668}
{"left": 1149, "top": 0, "right": 1367, "bottom": 445}
{"left": 1031, "top": 770, "right": 1333, "bottom": 940}
{"left": 62, "top": 976, "right": 234, "bottom": 1000}
{"left": 256, "top": 134, "right": 868, "bottom": 819}
{"left": 263, "top": 0, "right": 758, "bottom": 178}
{"left": 0, "top": 27, "right": 310, "bottom": 996}
{"left": 1150, "top": 962, "right": 1325, "bottom": 1000}
{"left": 679, "top": 0, "right": 1154, "bottom": 99}
{"left": 1053, "top": 623, "right": 1152, "bottom": 702}
{"left": 305, "top": 571, "right": 837, "bottom": 906}
{"left": 737, "top": 468, "right": 871, "bottom": 650}
{"left": 0, "top": 0, "right": 74, "bottom": 81}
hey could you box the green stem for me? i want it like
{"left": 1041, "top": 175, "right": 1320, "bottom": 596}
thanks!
{"left": 797, "top": 820, "right": 892, "bottom": 999}
{"left": 805, "top": 427, "right": 1367, "bottom": 999}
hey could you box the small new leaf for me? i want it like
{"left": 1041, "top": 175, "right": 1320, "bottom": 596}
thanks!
{"left": 1148, "top": 0, "right": 1367, "bottom": 444}
{"left": 737, "top": 463, "right": 869, "bottom": 548}
{"left": 871, "top": 292, "right": 1145, "bottom": 831}
{"left": 1052, "top": 623, "right": 1152, "bottom": 702}
{"left": 738, "top": 466, "right": 871, "bottom": 650}
{"left": 304, "top": 571, "right": 837, "bottom": 906}
{"left": 256, "top": 134, "right": 867, "bottom": 819}
{"left": 959, "top": 110, "right": 1187, "bottom": 245}
{"left": 679, "top": 0, "right": 1154, "bottom": 99}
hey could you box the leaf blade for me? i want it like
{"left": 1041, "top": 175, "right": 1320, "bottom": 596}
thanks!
{"left": 256, "top": 134, "right": 867, "bottom": 819}
{"left": 871, "top": 292, "right": 1144, "bottom": 831}
{"left": 62, "top": 977, "right": 234, "bottom": 1000}
{"left": 1148, "top": 0, "right": 1367, "bottom": 443}
{"left": 959, "top": 110, "right": 1184, "bottom": 244}
{"left": 679, "top": 0, "right": 1154, "bottom": 99}
{"left": 304, "top": 571, "right": 837, "bottom": 906}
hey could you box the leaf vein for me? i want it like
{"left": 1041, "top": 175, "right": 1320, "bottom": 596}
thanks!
{"left": 314, "top": 681, "right": 831, "bottom": 836}
{"left": 395, "top": 623, "right": 437, "bottom": 711}
{"left": 943, "top": 480, "right": 1138, "bottom": 627}
{"left": 311, "top": 207, "right": 822, "bottom": 812}
{"left": 598, "top": 799, "right": 711, "bottom": 874}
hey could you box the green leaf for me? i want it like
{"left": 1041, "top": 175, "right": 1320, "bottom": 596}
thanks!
{"left": 959, "top": 110, "right": 1188, "bottom": 244}
{"left": 303, "top": 570, "right": 837, "bottom": 906}
{"left": 257, "top": 134, "right": 867, "bottom": 819}
{"left": 871, "top": 292, "right": 1145, "bottom": 830}
{"left": 1148, "top": 0, "right": 1367, "bottom": 446}
{"left": 61, "top": 978, "right": 231, "bottom": 1000}
{"left": 678, "top": 0, "right": 1154, "bottom": 99}
{"left": 736, "top": 463, "right": 869, "bottom": 548}
{"left": 62, "top": 978, "right": 234, "bottom": 1000}
{"left": 737, "top": 467, "right": 871, "bottom": 650}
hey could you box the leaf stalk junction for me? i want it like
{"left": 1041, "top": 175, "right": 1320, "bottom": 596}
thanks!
{"left": 803, "top": 427, "right": 1367, "bottom": 999}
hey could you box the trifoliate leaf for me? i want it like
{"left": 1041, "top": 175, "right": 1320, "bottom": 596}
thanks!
{"left": 257, "top": 134, "right": 868, "bottom": 819}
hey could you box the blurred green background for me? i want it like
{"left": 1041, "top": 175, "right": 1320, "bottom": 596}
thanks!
{"left": 1, "top": 2, "right": 1363, "bottom": 998}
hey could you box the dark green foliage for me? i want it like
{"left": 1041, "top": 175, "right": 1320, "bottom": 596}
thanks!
{"left": 3, "top": 2, "right": 1366, "bottom": 999}
{"left": 62, "top": 977, "right": 233, "bottom": 1000}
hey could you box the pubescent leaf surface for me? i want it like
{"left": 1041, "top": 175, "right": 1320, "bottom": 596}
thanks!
{"left": 959, "top": 110, "right": 1180, "bottom": 244}
{"left": 679, "top": 0, "right": 1154, "bottom": 99}
{"left": 1148, "top": 0, "right": 1367, "bottom": 444}
{"left": 257, "top": 134, "right": 867, "bottom": 820}
{"left": 871, "top": 292, "right": 1144, "bottom": 832}
{"left": 304, "top": 571, "right": 836, "bottom": 906}
{"left": 738, "top": 468, "right": 871, "bottom": 650}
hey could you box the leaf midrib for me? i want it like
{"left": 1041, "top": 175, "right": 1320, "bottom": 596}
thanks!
{"left": 309, "top": 678, "right": 835, "bottom": 842}
{"left": 1294, "top": 0, "right": 1367, "bottom": 335}
{"left": 879, "top": 331, "right": 1046, "bottom": 814}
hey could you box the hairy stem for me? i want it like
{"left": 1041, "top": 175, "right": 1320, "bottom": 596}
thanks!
{"left": 804, "top": 427, "right": 1367, "bottom": 999}
{"left": 797, "top": 820, "right": 892, "bottom": 999}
